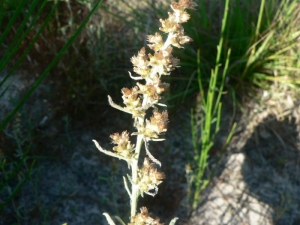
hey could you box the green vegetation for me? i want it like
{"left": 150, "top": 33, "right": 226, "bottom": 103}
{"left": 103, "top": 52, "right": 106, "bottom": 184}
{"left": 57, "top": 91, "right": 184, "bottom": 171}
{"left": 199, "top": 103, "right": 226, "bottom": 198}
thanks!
{"left": 186, "top": 0, "right": 300, "bottom": 208}
{"left": 0, "top": 0, "right": 103, "bottom": 222}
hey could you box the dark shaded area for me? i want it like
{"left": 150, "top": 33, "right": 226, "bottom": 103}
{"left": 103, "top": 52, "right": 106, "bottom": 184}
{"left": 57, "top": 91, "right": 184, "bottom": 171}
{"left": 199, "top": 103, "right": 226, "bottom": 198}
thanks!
{"left": 242, "top": 115, "right": 300, "bottom": 224}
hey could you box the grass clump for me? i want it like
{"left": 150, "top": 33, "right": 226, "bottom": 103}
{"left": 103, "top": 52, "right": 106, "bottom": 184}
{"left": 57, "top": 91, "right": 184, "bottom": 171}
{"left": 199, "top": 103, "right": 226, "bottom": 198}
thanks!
{"left": 184, "top": 0, "right": 300, "bottom": 210}
{"left": 177, "top": 0, "right": 300, "bottom": 93}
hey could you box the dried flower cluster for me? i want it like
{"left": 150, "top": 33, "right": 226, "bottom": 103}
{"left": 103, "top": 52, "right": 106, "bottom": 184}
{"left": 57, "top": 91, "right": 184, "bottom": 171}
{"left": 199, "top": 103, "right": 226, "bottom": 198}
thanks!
{"left": 110, "top": 131, "right": 135, "bottom": 158}
{"left": 138, "top": 158, "right": 165, "bottom": 197}
{"left": 93, "top": 1, "right": 196, "bottom": 224}
{"left": 135, "top": 110, "right": 168, "bottom": 141}
{"left": 128, "top": 207, "right": 163, "bottom": 225}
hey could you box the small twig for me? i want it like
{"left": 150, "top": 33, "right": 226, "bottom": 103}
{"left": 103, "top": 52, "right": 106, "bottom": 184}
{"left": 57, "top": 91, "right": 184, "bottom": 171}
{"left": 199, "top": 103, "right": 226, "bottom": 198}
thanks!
{"left": 123, "top": 176, "right": 132, "bottom": 198}
{"left": 114, "top": 216, "right": 126, "bottom": 225}
{"left": 169, "top": 217, "right": 179, "bottom": 225}
{"left": 92, "top": 140, "right": 131, "bottom": 162}
{"left": 103, "top": 213, "right": 116, "bottom": 225}
{"left": 144, "top": 140, "right": 161, "bottom": 166}
{"left": 128, "top": 72, "right": 143, "bottom": 80}
{"left": 108, "top": 96, "right": 133, "bottom": 115}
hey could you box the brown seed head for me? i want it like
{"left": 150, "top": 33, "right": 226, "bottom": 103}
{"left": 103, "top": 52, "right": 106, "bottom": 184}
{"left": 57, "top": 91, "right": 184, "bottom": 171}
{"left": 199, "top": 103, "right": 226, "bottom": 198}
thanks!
{"left": 110, "top": 131, "right": 135, "bottom": 158}
{"left": 148, "top": 33, "right": 164, "bottom": 52}
{"left": 131, "top": 47, "right": 151, "bottom": 78}
{"left": 172, "top": 0, "right": 198, "bottom": 10}
{"left": 129, "top": 207, "right": 164, "bottom": 225}
{"left": 138, "top": 158, "right": 165, "bottom": 194}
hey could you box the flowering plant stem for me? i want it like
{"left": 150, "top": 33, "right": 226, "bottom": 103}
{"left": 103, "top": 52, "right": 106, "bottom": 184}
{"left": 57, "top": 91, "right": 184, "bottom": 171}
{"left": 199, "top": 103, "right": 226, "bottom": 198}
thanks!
{"left": 131, "top": 134, "right": 143, "bottom": 217}
{"left": 93, "top": 1, "right": 197, "bottom": 224}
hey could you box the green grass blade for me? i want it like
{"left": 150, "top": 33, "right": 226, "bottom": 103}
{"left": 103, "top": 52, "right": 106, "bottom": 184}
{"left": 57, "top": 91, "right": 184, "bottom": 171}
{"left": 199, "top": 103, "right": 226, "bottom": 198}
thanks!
{"left": 3, "top": 0, "right": 59, "bottom": 80}
{"left": 0, "top": 0, "right": 27, "bottom": 44}
{"left": 0, "top": 0, "right": 4, "bottom": 30}
{"left": 0, "top": 0, "right": 48, "bottom": 71}
{"left": 0, "top": 144, "right": 32, "bottom": 190}
{"left": 197, "top": 49, "right": 206, "bottom": 107}
{"left": 0, "top": 84, "right": 10, "bottom": 100}
{"left": 0, "top": 160, "right": 35, "bottom": 211}
{"left": 213, "top": 49, "right": 231, "bottom": 116}
{"left": 0, "top": 0, "right": 103, "bottom": 131}
{"left": 255, "top": 0, "right": 266, "bottom": 41}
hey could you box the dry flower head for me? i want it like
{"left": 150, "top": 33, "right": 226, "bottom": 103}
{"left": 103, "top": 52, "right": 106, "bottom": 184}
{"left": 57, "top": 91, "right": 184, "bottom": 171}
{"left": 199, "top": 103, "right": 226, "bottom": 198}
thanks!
{"left": 138, "top": 158, "right": 165, "bottom": 196}
{"left": 129, "top": 207, "right": 164, "bottom": 225}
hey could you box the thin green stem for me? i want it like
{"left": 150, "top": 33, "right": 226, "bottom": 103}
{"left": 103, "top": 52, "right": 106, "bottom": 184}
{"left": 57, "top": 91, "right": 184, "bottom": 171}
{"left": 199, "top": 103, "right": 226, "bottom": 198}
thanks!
{"left": 242, "top": 0, "right": 265, "bottom": 79}
{"left": 255, "top": 0, "right": 265, "bottom": 42}
{"left": 192, "top": 0, "right": 230, "bottom": 209}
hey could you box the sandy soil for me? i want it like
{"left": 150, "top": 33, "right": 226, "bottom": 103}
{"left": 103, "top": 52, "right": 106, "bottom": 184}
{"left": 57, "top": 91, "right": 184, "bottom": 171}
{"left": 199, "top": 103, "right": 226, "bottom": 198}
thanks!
{"left": 1, "top": 70, "right": 300, "bottom": 225}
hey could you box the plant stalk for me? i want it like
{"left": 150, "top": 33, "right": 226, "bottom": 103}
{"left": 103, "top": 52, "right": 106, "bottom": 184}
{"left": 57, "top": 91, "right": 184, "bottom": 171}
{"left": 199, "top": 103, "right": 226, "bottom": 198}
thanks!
{"left": 131, "top": 129, "right": 144, "bottom": 217}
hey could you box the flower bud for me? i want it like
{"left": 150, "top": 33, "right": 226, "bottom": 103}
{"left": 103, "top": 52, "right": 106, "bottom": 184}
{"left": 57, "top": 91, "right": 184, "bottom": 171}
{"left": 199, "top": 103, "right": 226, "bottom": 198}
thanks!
{"left": 172, "top": 0, "right": 198, "bottom": 10}
{"left": 129, "top": 207, "right": 163, "bottom": 225}
{"left": 148, "top": 32, "right": 164, "bottom": 51}
{"left": 131, "top": 48, "right": 151, "bottom": 78}
{"left": 159, "top": 18, "right": 180, "bottom": 33}
{"left": 136, "top": 110, "right": 168, "bottom": 140}
{"left": 110, "top": 131, "right": 135, "bottom": 158}
{"left": 137, "top": 158, "right": 165, "bottom": 196}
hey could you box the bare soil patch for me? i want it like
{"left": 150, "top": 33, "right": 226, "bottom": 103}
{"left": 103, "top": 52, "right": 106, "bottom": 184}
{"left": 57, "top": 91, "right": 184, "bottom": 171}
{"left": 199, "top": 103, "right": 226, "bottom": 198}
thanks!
{"left": 1, "top": 74, "right": 300, "bottom": 225}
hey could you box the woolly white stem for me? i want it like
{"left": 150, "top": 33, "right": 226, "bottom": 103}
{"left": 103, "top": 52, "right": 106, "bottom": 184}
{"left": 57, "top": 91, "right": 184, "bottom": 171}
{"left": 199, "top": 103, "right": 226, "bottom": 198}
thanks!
{"left": 130, "top": 134, "right": 144, "bottom": 217}
{"left": 103, "top": 213, "right": 116, "bottom": 225}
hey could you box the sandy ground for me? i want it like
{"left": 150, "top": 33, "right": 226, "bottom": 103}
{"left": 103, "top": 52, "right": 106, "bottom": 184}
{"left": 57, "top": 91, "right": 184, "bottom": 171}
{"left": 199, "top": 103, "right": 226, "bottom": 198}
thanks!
{"left": 2, "top": 70, "right": 300, "bottom": 225}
